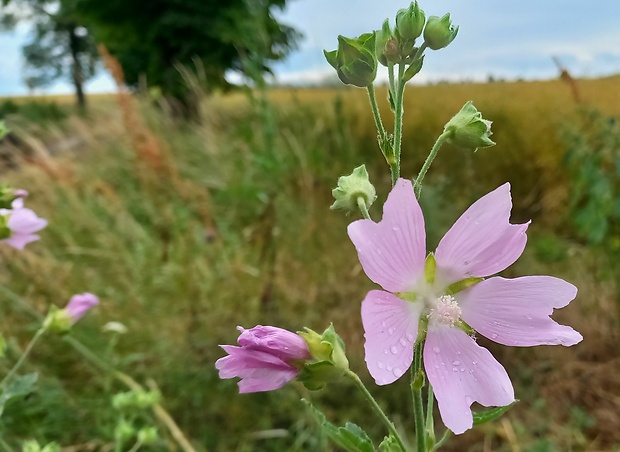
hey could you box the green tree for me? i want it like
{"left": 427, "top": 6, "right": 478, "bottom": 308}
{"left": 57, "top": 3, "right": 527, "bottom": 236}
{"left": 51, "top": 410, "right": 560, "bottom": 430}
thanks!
{"left": 74, "top": 0, "right": 299, "bottom": 101}
{"left": 1, "top": 0, "right": 98, "bottom": 108}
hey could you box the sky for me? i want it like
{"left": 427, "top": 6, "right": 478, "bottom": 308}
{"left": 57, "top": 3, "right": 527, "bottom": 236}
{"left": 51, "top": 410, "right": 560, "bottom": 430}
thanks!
{"left": 1, "top": 0, "right": 620, "bottom": 95}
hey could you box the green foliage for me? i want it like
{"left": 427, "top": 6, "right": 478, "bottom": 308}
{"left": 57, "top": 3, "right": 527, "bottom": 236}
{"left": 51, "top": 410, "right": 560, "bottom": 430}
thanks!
{"left": 472, "top": 401, "right": 518, "bottom": 426}
{"left": 563, "top": 107, "right": 620, "bottom": 248}
{"left": 0, "top": 373, "right": 38, "bottom": 418}
{"left": 303, "top": 399, "right": 374, "bottom": 452}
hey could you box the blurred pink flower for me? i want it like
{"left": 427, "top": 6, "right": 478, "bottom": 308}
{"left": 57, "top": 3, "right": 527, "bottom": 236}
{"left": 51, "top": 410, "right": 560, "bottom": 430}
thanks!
{"left": 216, "top": 325, "right": 310, "bottom": 393}
{"left": 0, "top": 199, "right": 47, "bottom": 250}
{"left": 348, "top": 178, "right": 582, "bottom": 434}
{"left": 66, "top": 293, "right": 99, "bottom": 323}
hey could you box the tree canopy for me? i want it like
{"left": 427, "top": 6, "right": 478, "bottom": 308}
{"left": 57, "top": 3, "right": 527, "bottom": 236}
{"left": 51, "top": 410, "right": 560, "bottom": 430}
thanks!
{"left": 74, "top": 0, "right": 299, "bottom": 97}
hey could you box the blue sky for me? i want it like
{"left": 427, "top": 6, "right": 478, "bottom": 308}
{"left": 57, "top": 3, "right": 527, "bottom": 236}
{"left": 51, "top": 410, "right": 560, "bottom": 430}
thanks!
{"left": 1, "top": 0, "right": 620, "bottom": 95}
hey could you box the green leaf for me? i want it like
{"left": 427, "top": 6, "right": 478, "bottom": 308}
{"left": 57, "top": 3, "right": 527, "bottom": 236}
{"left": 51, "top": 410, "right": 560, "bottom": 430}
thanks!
{"left": 473, "top": 401, "right": 518, "bottom": 426}
{"left": 0, "top": 372, "right": 38, "bottom": 417}
{"left": 303, "top": 399, "right": 374, "bottom": 452}
{"left": 403, "top": 55, "right": 424, "bottom": 82}
{"left": 379, "top": 435, "right": 402, "bottom": 452}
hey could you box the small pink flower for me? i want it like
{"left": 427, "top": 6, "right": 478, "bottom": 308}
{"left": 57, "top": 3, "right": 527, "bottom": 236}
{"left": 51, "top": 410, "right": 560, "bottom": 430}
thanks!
{"left": 348, "top": 179, "right": 582, "bottom": 434}
{"left": 0, "top": 199, "right": 47, "bottom": 250}
{"left": 66, "top": 293, "right": 99, "bottom": 323}
{"left": 216, "top": 325, "right": 311, "bottom": 393}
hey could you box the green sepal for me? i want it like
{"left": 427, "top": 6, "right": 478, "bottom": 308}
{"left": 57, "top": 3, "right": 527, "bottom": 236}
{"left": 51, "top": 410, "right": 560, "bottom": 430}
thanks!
{"left": 378, "top": 435, "right": 402, "bottom": 452}
{"left": 423, "top": 13, "right": 459, "bottom": 50}
{"left": 473, "top": 401, "right": 519, "bottom": 426}
{"left": 324, "top": 49, "right": 338, "bottom": 70}
{"left": 331, "top": 34, "right": 378, "bottom": 87}
{"left": 395, "top": 2, "right": 426, "bottom": 42}
{"left": 424, "top": 253, "right": 436, "bottom": 284}
{"left": 297, "top": 361, "right": 342, "bottom": 391}
{"left": 303, "top": 399, "right": 375, "bottom": 452}
{"left": 443, "top": 101, "right": 495, "bottom": 151}
{"left": 403, "top": 55, "right": 424, "bottom": 82}
{"left": 375, "top": 19, "right": 398, "bottom": 66}
{"left": 445, "top": 277, "right": 483, "bottom": 295}
{"left": 0, "top": 372, "right": 38, "bottom": 418}
{"left": 330, "top": 165, "right": 376, "bottom": 214}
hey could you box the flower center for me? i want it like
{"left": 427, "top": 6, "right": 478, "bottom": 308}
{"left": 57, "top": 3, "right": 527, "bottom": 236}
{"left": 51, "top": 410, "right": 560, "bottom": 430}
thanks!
{"left": 429, "top": 295, "right": 461, "bottom": 326}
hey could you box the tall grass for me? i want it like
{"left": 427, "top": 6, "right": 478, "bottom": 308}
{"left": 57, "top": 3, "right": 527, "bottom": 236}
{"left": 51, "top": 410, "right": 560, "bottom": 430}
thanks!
{"left": 0, "top": 75, "right": 619, "bottom": 450}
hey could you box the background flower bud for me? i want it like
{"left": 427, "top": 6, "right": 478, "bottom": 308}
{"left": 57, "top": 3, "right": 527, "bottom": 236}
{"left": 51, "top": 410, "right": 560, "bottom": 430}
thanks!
{"left": 423, "top": 13, "right": 459, "bottom": 50}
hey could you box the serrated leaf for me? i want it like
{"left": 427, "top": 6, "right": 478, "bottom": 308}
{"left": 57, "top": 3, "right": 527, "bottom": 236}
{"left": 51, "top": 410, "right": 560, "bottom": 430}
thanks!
{"left": 0, "top": 372, "right": 38, "bottom": 417}
{"left": 303, "top": 399, "right": 374, "bottom": 452}
{"left": 473, "top": 401, "right": 518, "bottom": 426}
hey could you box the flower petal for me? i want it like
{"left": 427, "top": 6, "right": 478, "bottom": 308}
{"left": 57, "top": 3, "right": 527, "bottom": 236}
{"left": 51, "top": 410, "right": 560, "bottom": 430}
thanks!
{"left": 435, "top": 183, "right": 528, "bottom": 284}
{"left": 459, "top": 276, "right": 583, "bottom": 347}
{"left": 7, "top": 208, "right": 48, "bottom": 234}
{"left": 348, "top": 178, "right": 426, "bottom": 292}
{"left": 3, "top": 233, "right": 40, "bottom": 250}
{"left": 361, "top": 290, "right": 422, "bottom": 385}
{"left": 66, "top": 293, "right": 100, "bottom": 323}
{"left": 215, "top": 346, "right": 298, "bottom": 393}
{"left": 237, "top": 325, "right": 310, "bottom": 361}
{"left": 424, "top": 326, "right": 514, "bottom": 435}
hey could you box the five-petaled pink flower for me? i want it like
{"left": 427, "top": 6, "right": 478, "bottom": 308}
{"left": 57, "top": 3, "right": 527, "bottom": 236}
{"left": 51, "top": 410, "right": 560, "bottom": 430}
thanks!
{"left": 66, "top": 293, "right": 100, "bottom": 323}
{"left": 348, "top": 179, "right": 582, "bottom": 434}
{"left": 0, "top": 198, "right": 47, "bottom": 250}
{"left": 216, "top": 325, "right": 311, "bottom": 393}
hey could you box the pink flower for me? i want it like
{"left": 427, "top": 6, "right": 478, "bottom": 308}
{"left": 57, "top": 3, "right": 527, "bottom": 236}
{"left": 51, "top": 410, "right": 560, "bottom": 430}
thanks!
{"left": 0, "top": 199, "right": 47, "bottom": 250}
{"left": 216, "top": 325, "right": 311, "bottom": 393}
{"left": 348, "top": 179, "right": 582, "bottom": 434}
{"left": 66, "top": 293, "right": 99, "bottom": 323}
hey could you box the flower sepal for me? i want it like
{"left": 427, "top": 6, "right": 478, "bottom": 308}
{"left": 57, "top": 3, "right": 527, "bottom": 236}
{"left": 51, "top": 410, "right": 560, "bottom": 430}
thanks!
{"left": 473, "top": 400, "right": 519, "bottom": 426}
{"left": 325, "top": 33, "right": 378, "bottom": 87}
{"left": 43, "top": 305, "right": 73, "bottom": 334}
{"left": 297, "top": 324, "right": 350, "bottom": 390}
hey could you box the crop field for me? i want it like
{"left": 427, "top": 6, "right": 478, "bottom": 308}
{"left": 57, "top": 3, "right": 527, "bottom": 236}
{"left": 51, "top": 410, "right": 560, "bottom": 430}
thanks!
{"left": 1, "top": 75, "right": 619, "bottom": 451}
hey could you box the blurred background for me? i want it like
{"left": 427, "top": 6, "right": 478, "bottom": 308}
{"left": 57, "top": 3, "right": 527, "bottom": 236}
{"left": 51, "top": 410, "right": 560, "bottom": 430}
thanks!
{"left": 0, "top": 0, "right": 619, "bottom": 450}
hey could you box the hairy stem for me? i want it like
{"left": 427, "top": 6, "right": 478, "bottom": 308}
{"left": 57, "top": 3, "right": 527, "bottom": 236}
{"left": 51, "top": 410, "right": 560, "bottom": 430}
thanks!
{"left": 346, "top": 370, "right": 408, "bottom": 451}
{"left": 414, "top": 131, "right": 451, "bottom": 198}
{"left": 1, "top": 328, "right": 45, "bottom": 387}
{"left": 411, "top": 341, "right": 426, "bottom": 452}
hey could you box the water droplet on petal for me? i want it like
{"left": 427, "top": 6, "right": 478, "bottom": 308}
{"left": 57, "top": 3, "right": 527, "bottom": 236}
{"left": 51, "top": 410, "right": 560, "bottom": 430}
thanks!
{"left": 492, "top": 333, "right": 498, "bottom": 339}
{"left": 393, "top": 367, "right": 403, "bottom": 377}
{"left": 465, "top": 396, "right": 474, "bottom": 405}
{"left": 377, "top": 361, "right": 384, "bottom": 369}
{"left": 406, "top": 333, "right": 414, "bottom": 342}
{"left": 381, "top": 321, "right": 387, "bottom": 328}
{"left": 456, "top": 351, "right": 461, "bottom": 355}
{"left": 472, "top": 361, "right": 478, "bottom": 365}
{"left": 387, "top": 328, "right": 394, "bottom": 335}
{"left": 390, "top": 346, "right": 398, "bottom": 354}
{"left": 383, "top": 349, "right": 389, "bottom": 355}
{"left": 392, "top": 226, "right": 400, "bottom": 232}
{"left": 526, "top": 315, "right": 532, "bottom": 320}
{"left": 460, "top": 368, "right": 465, "bottom": 372}
{"left": 452, "top": 360, "right": 461, "bottom": 366}
{"left": 386, "top": 365, "right": 393, "bottom": 371}
{"left": 433, "top": 346, "right": 440, "bottom": 353}
{"left": 452, "top": 367, "right": 458, "bottom": 372}
{"left": 434, "top": 365, "right": 439, "bottom": 369}
{"left": 400, "top": 338, "right": 407, "bottom": 347}
{"left": 469, "top": 369, "right": 474, "bottom": 374}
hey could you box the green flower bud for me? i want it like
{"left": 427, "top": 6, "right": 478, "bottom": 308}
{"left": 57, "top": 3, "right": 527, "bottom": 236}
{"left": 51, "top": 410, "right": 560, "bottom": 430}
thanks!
{"left": 423, "top": 13, "right": 459, "bottom": 50}
{"left": 395, "top": 2, "right": 426, "bottom": 42}
{"left": 297, "top": 324, "right": 349, "bottom": 390}
{"left": 112, "top": 389, "right": 161, "bottom": 411}
{"left": 114, "top": 420, "right": 136, "bottom": 442}
{"left": 324, "top": 33, "right": 377, "bottom": 87}
{"left": 137, "top": 427, "right": 159, "bottom": 445}
{"left": 443, "top": 101, "right": 495, "bottom": 151}
{"left": 375, "top": 19, "right": 399, "bottom": 66}
{"left": 42, "top": 305, "right": 73, "bottom": 334}
{"left": 330, "top": 165, "right": 376, "bottom": 214}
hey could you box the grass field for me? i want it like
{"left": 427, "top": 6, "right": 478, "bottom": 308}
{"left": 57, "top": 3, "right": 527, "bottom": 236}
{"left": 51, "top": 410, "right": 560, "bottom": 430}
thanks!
{"left": 0, "top": 75, "right": 619, "bottom": 451}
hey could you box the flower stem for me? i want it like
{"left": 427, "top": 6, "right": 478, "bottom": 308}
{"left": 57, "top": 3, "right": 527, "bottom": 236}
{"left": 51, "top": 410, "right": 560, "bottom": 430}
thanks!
{"left": 426, "top": 385, "right": 435, "bottom": 449}
{"left": 433, "top": 429, "right": 452, "bottom": 450}
{"left": 0, "top": 328, "right": 45, "bottom": 387}
{"left": 346, "top": 370, "right": 407, "bottom": 451}
{"left": 390, "top": 63, "right": 407, "bottom": 186}
{"left": 411, "top": 341, "right": 426, "bottom": 452}
{"left": 414, "top": 131, "right": 451, "bottom": 198}
{"left": 367, "top": 84, "right": 388, "bottom": 143}
{"left": 357, "top": 196, "right": 371, "bottom": 220}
